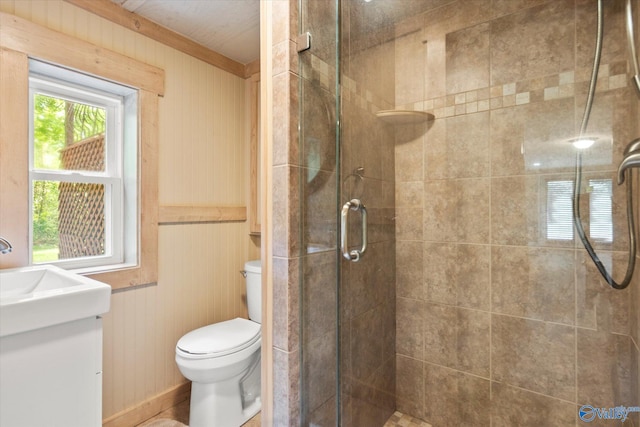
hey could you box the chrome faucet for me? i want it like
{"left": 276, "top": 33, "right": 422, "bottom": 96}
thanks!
{"left": 617, "top": 138, "right": 640, "bottom": 185}
{"left": 0, "top": 236, "right": 12, "bottom": 254}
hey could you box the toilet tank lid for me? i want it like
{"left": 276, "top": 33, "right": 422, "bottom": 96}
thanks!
{"left": 244, "top": 260, "right": 261, "bottom": 273}
{"left": 177, "top": 318, "right": 260, "bottom": 356}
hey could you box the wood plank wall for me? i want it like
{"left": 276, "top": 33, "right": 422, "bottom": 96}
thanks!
{"left": 0, "top": 0, "right": 259, "bottom": 421}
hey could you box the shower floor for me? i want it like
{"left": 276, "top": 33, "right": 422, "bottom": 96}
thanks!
{"left": 384, "top": 411, "right": 432, "bottom": 427}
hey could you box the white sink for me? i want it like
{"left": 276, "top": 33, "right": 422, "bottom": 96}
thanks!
{"left": 0, "top": 264, "right": 111, "bottom": 337}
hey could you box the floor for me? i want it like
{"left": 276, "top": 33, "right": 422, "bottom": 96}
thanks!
{"left": 383, "top": 412, "right": 432, "bottom": 427}
{"left": 136, "top": 398, "right": 261, "bottom": 427}
{"left": 138, "top": 398, "right": 425, "bottom": 427}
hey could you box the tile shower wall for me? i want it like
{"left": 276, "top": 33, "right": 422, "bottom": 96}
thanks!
{"left": 270, "top": 0, "right": 302, "bottom": 424}
{"left": 271, "top": 0, "right": 639, "bottom": 426}
{"left": 393, "top": 1, "right": 640, "bottom": 426}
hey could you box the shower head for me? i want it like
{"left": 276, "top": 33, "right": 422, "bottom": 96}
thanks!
{"left": 626, "top": 0, "right": 640, "bottom": 95}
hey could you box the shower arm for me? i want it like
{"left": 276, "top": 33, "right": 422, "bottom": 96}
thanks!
{"left": 617, "top": 138, "right": 640, "bottom": 184}
{"left": 627, "top": 0, "right": 640, "bottom": 95}
{"left": 573, "top": 0, "right": 637, "bottom": 290}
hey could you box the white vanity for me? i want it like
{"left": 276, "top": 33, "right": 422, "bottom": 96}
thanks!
{"left": 0, "top": 265, "right": 111, "bottom": 427}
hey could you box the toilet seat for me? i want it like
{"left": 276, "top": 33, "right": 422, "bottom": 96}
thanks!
{"left": 177, "top": 318, "right": 260, "bottom": 360}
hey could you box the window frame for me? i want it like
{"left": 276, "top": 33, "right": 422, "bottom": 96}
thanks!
{"left": 0, "top": 12, "right": 163, "bottom": 290}
{"left": 545, "top": 179, "right": 575, "bottom": 241}
{"left": 587, "top": 178, "right": 614, "bottom": 243}
{"left": 544, "top": 177, "right": 614, "bottom": 244}
{"left": 28, "top": 72, "right": 131, "bottom": 270}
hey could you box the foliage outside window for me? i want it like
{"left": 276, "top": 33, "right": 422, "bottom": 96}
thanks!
{"left": 32, "top": 93, "right": 107, "bottom": 262}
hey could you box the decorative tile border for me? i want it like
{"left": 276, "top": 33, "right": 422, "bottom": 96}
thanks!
{"left": 399, "top": 60, "right": 629, "bottom": 119}
{"left": 302, "top": 52, "right": 630, "bottom": 120}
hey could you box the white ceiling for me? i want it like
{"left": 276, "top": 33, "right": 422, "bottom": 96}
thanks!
{"left": 110, "top": 0, "right": 260, "bottom": 65}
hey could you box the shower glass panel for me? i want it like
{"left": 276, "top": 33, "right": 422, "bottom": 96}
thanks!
{"left": 298, "top": 0, "right": 340, "bottom": 425}
{"left": 297, "top": 0, "right": 639, "bottom": 426}
{"left": 299, "top": 0, "right": 407, "bottom": 424}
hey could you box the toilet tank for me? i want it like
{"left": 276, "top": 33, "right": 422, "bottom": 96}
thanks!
{"left": 244, "top": 260, "right": 262, "bottom": 323}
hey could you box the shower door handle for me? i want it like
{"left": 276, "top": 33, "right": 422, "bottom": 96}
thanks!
{"left": 341, "top": 199, "right": 367, "bottom": 262}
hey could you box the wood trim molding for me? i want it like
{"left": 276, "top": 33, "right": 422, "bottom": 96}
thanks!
{"left": 259, "top": 1, "right": 274, "bottom": 424}
{"left": 245, "top": 59, "right": 261, "bottom": 79}
{"left": 63, "top": 0, "right": 253, "bottom": 79}
{"left": 102, "top": 382, "right": 190, "bottom": 427}
{"left": 158, "top": 205, "right": 247, "bottom": 224}
{"left": 0, "top": 12, "right": 164, "bottom": 96}
{"left": 248, "top": 72, "right": 261, "bottom": 235}
{"left": 87, "top": 90, "right": 160, "bottom": 289}
{"left": 0, "top": 48, "right": 29, "bottom": 269}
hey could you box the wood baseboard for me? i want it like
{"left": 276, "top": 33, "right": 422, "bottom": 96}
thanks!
{"left": 103, "top": 382, "right": 190, "bottom": 427}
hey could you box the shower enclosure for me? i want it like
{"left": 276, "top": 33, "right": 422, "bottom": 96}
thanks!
{"left": 268, "top": 0, "right": 640, "bottom": 425}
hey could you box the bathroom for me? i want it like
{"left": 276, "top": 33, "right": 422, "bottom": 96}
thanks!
{"left": 0, "top": 0, "right": 639, "bottom": 426}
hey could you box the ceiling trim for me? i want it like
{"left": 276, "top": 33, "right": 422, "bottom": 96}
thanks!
{"left": 245, "top": 58, "right": 260, "bottom": 78}
{"left": 0, "top": 12, "right": 165, "bottom": 95}
{"left": 64, "top": 0, "right": 252, "bottom": 78}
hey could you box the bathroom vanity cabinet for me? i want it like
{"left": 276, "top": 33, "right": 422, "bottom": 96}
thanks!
{"left": 0, "top": 317, "right": 104, "bottom": 426}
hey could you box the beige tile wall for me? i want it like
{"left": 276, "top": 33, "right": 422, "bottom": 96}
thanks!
{"left": 274, "top": 0, "right": 640, "bottom": 426}
{"left": 269, "top": 0, "right": 302, "bottom": 425}
{"left": 394, "top": 1, "right": 640, "bottom": 426}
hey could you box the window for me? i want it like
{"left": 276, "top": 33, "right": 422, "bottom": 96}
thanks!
{"left": 587, "top": 179, "right": 613, "bottom": 243}
{"left": 28, "top": 60, "right": 138, "bottom": 271}
{"left": 546, "top": 180, "right": 574, "bottom": 241}
{"left": 1, "top": 14, "right": 162, "bottom": 289}
{"left": 546, "top": 178, "right": 613, "bottom": 243}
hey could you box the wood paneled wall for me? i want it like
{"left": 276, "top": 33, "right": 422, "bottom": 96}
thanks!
{"left": 0, "top": 0, "right": 257, "bottom": 421}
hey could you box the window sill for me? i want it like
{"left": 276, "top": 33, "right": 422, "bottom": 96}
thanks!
{"left": 71, "top": 262, "right": 138, "bottom": 277}
{"left": 72, "top": 262, "right": 158, "bottom": 292}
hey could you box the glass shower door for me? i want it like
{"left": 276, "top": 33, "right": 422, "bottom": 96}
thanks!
{"left": 298, "top": 0, "right": 406, "bottom": 425}
{"left": 336, "top": 1, "right": 403, "bottom": 425}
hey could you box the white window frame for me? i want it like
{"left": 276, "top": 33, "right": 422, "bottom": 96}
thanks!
{"left": 546, "top": 180, "right": 574, "bottom": 241}
{"left": 545, "top": 178, "right": 613, "bottom": 243}
{"left": 28, "top": 60, "right": 138, "bottom": 272}
{"left": 588, "top": 178, "right": 613, "bottom": 243}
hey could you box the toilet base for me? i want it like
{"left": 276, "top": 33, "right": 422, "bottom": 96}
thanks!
{"left": 188, "top": 351, "right": 261, "bottom": 427}
{"left": 189, "top": 382, "right": 261, "bottom": 427}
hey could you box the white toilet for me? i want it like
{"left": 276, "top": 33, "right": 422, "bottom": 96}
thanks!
{"left": 175, "top": 260, "right": 262, "bottom": 427}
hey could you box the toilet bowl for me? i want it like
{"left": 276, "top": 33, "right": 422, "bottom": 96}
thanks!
{"left": 175, "top": 260, "right": 261, "bottom": 427}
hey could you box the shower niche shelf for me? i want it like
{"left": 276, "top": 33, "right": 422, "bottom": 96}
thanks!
{"left": 375, "top": 109, "right": 434, "bottom": 124}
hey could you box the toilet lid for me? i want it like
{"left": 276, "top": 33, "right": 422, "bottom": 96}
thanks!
{"left": 177, "top": 318, "right": 260, "bottom": 357}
